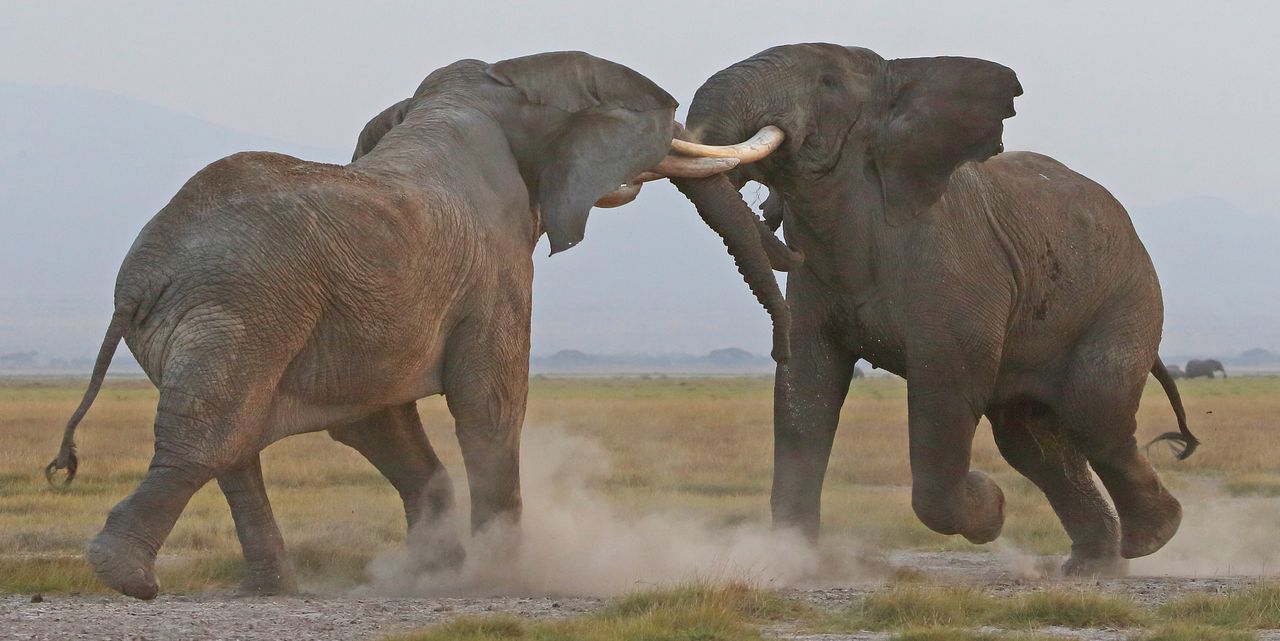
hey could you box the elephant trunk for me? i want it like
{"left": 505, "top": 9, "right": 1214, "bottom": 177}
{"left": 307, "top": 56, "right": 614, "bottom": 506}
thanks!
{"left": 671, "top": 174, "right": 791, "bottom": 363}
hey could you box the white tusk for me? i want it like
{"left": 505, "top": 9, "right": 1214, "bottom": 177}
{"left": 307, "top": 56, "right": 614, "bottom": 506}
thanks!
{"left": 670, "top": 125, "right": 785, "bottom": 163}
{"left": 594, "top": 182, "right": 642, "bottom": 208}
{"left": 648, "top": 155, "right": 740, "bottom": 179}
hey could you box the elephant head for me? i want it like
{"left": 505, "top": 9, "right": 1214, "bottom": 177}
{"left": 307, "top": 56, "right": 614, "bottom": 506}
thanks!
{"left": 351, "top": 52, "right": 793, "bottom": 361}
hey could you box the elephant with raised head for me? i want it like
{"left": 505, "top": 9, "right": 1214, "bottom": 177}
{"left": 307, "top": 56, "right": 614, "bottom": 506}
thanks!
{"left": 1185, "top": 359, "right": 1226, "bottom": 379}
{"left": 678, "top": 43, "right": 1198, "bottom": 575}
{"left": 45, "top": 51, "right": 789, "bottom": 600}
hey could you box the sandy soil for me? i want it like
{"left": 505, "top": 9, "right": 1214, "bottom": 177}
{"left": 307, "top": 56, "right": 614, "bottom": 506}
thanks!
{"left": 3, "top": 553, "right": 1276, "bottom": 641}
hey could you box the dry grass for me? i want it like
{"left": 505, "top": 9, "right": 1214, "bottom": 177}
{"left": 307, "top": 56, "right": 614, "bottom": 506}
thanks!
{"left": 828, "top": 586, "right": 1146, "bottom": 630}
{"left": 384, "top": 583, "right": 775, "bottom": 641}
{"left": 0, "top": 375, "right": 1276, "bottom": 594}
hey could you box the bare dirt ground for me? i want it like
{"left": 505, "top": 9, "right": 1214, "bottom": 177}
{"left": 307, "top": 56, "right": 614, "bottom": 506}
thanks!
{"left": 3, "top": 552, "right": 1275, "bottom": 641}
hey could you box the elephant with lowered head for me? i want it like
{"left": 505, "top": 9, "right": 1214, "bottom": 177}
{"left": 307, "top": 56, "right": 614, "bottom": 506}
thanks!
{"left": 679, "top": 43, "right": 1199, "bottom": 575}
{"left": 1185, "top": 359, "right": 1227, "bottom": 379}
{"left": 45, "top": 51, "right": 790, "bottom": 600}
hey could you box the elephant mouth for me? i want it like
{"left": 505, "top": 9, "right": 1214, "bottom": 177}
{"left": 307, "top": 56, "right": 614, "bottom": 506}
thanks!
{"left": 592, "top": 124, "right": 787, "bottom": 208}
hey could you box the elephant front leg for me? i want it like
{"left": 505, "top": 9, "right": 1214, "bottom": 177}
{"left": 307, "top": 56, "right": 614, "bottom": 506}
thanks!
{"left": 906, "top": 372, "right": 1005, "bottom": 545}
{"left": 217, "top": 454, "right": 296, "bottom": 595}
{"left": 771, "top": 319, "right": 857, "bottom": 541}
{"left": 443, "top": 318, "right": 528, "bottom": 547}
{"left": 329, "top": 403, "right": 464, "bottom": 573}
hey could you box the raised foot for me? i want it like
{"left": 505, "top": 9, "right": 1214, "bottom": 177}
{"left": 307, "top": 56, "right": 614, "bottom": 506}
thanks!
{"left": 88, "top": 531, "right": 159, "bottom": 600}
{"left": 961, "top": 471, "right": 1006, "bottom": 545}
{"left": 1120, "top": 490, "right": 1182, "bottom": 559}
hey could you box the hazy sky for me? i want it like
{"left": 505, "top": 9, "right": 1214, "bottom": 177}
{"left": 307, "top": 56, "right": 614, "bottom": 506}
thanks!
{"left": 4, "top": 1, "right": 1277, "bottom": 211}
{"left": 2, "top": 1, "right": 1278, "bottom": 359}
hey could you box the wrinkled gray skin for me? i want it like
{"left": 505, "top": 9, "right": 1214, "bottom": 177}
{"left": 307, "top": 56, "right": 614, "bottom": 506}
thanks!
{"left": 684, "top": 44, "right": 1199, "bottom": 576}
{"left": 1184, "top": 359, "right": 1227, "bottom": 379}
{"left": 46, "top": 51, "right": 787, "bottom": 600}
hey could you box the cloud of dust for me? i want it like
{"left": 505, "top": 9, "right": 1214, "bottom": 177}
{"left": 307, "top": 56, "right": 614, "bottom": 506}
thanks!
{"left": 364, "top": 426, "right": 881, "bottom": 597}
{"left": 1133, "top": 478, "right": 1280, "bottom": 576}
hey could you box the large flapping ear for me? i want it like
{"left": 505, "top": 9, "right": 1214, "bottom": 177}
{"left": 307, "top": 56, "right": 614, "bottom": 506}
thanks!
{"left": 486, "top": 52, "right": 678, "bottom": 253}
{"left": 875, "top": 56, "right": 1022, "bottom": 223}
{"left": 351, "top": 98, "right": 412, "bottom": 161}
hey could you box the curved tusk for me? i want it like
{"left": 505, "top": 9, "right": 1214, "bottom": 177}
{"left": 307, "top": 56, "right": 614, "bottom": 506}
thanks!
{"left": 594, "top": 182, "right": 642, "bottom": 208}
{"left": 670, "top": 125, "right": 785, "bottom": 163}
{"left": 649, "top": 155, "right": 740, "bottom": 179}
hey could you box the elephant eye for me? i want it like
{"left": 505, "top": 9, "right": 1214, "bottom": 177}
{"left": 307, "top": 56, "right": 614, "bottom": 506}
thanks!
{"left": 820, "top": 74, "right": 838, "bottom": 89}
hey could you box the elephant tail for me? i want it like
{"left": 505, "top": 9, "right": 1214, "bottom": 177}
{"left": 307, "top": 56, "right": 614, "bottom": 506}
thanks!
{"left": 44, "top": 304, "right": 133, "bottom": 487}
{"left": 1145, "top": 358, "right": 1200, "bottom": 460}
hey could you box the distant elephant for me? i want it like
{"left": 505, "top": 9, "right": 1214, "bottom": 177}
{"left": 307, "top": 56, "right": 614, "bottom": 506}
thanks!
{"left": 45, "top": 51, "right": 790, "bottom": 600}
{"left": 1166, "top": 364, "right": 1185, "bottom": 379}
{"left": 1185, "top": 359, "right": 1227, "bottom": 379}
{"left": 679, "top": 44, "right": 1198, "bottom": 576}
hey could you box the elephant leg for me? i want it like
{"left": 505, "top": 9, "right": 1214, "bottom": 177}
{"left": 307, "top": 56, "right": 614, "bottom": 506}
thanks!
{"left": 443, "top": 328, "right": 528, "bottom": 539}
{"left": 216, "top": 454, "right": 295, "bottom": 595}
{"left": 88, "top": 387, "right": 240, "bottom": 600}
{"left": 989, "top": 403, "right": 1124, "bottom": 576}
{"left": 1060, "top": 367, "right": 1181, "bottom": 559}
{"left": 906, "top": 364, "right": 1004, "bottom": 544}
{"left": 771, "top": 309, "right": 856, "bottom": 540}
{"left": 329, "top": 403, "right": 464, "bottom": 571}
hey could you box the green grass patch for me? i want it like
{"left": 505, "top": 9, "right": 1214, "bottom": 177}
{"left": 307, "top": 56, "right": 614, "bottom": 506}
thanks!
{"left": 1162, "top": 584, "right": 1280, "bottom": 629}
{"left": 388, "top": 583, "right": 787, "bottom": 641}
{"left": 889, "top": 630, "right": 1064, "bottom": 641}
{"left": 830, "top": 586, "right": 1145, "bottom": 631}
{"left": 1129, "top": 624, "right": 1258, "bottom": 641}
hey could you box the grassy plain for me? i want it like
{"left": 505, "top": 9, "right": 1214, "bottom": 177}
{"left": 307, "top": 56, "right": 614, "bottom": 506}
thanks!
{"left": 0, "top": 374, "right": 1276, "bottom": 598}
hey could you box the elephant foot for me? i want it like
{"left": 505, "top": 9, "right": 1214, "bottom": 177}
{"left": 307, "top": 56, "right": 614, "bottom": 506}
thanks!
{"left": 235, "top": 567, "right": 296, "bottom": 597}
{"left": 1120, "top": 490, "right": 1182, "bottom": 559}
{"left": 961, "top": 471, "right": 1006, "bottom": 545}
{"left": 1062, "top": 550, "right": 1128, "bottom": 577}
{"left": 405, "top": 523, "right": 467, "bottom": 575}
{"left": 88, "top": 530, "right": 159, "bottom": 600}
{"left": 914, "top": 471, "right": 1005, "bottom": 545}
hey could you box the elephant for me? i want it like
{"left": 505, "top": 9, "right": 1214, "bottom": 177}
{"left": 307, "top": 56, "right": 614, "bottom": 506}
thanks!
{"left": 1185, "top": 359, "right": 1227, "bottom": 379}
{"left": 677, "top": 43, "right": 1199, "bottom": 575}
{"left": 1166, "top": 364, "right": 1185, "bottom": 379}
{"left": 44, "top": 51, "right": 791, "bottom": 600}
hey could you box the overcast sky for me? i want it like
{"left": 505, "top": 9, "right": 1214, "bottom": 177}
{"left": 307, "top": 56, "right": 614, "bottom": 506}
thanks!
{"left": 4, "top": 1, "right": 1277, "bottom": 211}
{"left": 2, "top": 1, "right": 1277, "bottom": 359}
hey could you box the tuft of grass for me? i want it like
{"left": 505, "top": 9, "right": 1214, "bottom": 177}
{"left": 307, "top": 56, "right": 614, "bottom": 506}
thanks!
{"left": 889, "top": 630, "right": 1064, "bottom": 641}
{"left": 1000, "top": 589, "right": 1147, "bottom": 628}
{"left": 387, "top": 584, "right": 779, "bottom": 641}
{"left": 831, "top": 586, "right": 1144, "bottom": 631}
{"left": 833, "top": 586, "right": 997, "bottom": 629}
{"left": 1161, "top": 584, "right": 1280, "bottom": 629}
{"left": 602, "top": 581, "right": 809, "bottom": 621}
{"left": 1129, "top": 624, "right": 1258, "bottom": 641}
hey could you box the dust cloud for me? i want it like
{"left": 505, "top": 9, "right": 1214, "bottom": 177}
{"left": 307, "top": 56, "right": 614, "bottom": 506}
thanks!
{"left": 365, "top": 426, "right": 878, "bottom": 597}
{"left": 1133, "top": 479, "right": 1280, "bottom": 577}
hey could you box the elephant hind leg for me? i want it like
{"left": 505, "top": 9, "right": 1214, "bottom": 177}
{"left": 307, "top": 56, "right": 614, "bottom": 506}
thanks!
{"left": 1060, "top": 350, "right": 1181, "bottom": 559}
{"left": 217, "top": 454, "right": 295, "bottom": 595}
{"left": 329, "top": 403, "right": 464, "bottom": 571}
{"left": 989, "top": 401, "right": 1124, "bottom": 576}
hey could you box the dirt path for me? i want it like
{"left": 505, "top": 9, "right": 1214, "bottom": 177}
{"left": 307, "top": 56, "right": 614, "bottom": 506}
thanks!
{"left": 2, "top": 553, "right": 1275, "bottom": 641}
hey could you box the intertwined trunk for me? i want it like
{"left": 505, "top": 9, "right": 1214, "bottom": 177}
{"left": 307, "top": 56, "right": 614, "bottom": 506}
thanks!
{"left": 671, "top": 174, "right": 790, "bottom": 363}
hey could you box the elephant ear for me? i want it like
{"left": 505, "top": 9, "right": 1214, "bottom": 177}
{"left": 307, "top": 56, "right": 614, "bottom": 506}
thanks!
{"left": 486, "top": 52, "right": 678, "bottom": 254}
{"left": 351, "top": 98, "right": 413, "bottom": 161}
{"left": 875, "top": 56, "right": 1022, "bottom": 223}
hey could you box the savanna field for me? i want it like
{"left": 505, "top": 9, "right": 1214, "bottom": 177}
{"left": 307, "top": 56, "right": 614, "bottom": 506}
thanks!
{"left": 4, "top": 375, "right": 1280, "bottom": 640}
